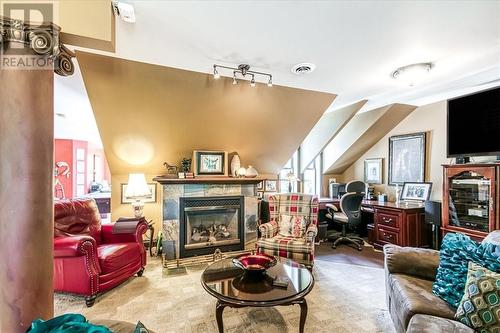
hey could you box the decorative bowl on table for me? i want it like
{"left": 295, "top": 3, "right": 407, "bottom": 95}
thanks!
{"left": 232, "top": 253, "right": 277, "bottom": 273}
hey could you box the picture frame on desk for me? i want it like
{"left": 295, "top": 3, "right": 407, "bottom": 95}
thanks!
{"left": 400, "top": 182, "right": 432, "bottom": 202}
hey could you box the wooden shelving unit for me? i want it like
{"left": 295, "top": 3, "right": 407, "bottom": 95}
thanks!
{"left": 441, "top": 163, "right": 499, "bottom": 241}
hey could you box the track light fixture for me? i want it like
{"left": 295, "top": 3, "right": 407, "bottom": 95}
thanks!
{"left": 212, "top": 63, "right": 273, "bottom": 87}
{"left": 213, "top": 65, "right": 220, "bottom": 79}
{"left": 250, "top": 76, "right": 256, "bottom": 87}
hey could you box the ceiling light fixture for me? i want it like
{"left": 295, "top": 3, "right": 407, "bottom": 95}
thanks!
{"left": 212, "top": 63, "right": 272, "bottom": 87}
{"left": 392, "top": 62, "right": 433, "bottom": 86}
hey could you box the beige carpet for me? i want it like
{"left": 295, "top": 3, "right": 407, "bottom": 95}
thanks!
{"left": 54, "top": 257, "right": 395, "bottom": 333}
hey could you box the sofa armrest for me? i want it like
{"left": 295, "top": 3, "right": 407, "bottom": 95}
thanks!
{"left": 259, "top": 221, "right": 279, "bottom": 239}
{"left": 101, "top": 221, "right": 149, "bottom": 245}
{"left": 54, "top": 235, "right": 97, "bottom": 258}
{"left": 384, "top": 244, "right": 440, "bottom": 281}
{"left": 305, "top": 224, "right": 318, "bottom": 243}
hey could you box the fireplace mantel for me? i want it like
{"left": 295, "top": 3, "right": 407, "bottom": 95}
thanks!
{"left": 158, "top": 177, "right": 260, "bottom": 259}
{"left": 153, "top": 176, "right": 265, "bottom": 185}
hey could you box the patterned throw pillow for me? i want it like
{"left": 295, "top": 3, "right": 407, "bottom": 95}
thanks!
{"left": 433, "top": 233, "right": 500, "bottom": 308}
{"left": 278, "top": 215, "right": 308, "bottom": 238}
{"left": 291, "top": 216, "right": 308, "bottom": 238}
{"left": 455, "top": 262, "right": 500, "bottom": 332}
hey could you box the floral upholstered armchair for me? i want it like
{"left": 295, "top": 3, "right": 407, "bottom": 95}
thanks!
{"left": 256, "top": 193, "right": 319, "bottom": 268}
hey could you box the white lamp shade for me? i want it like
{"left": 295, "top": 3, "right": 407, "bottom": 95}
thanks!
{"left": 125, "top": 173, "right": 150, "bottom": 198}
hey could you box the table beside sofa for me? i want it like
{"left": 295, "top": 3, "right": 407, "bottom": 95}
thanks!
{"left": 384, "top": 230, "right": 500, "bottom": 332}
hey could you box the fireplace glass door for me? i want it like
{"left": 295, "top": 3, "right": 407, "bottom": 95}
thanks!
{"left": 185, "top": 207, "right": 240, "bottom": 249}
{"left": 179, "top": 196, "right": 244, "bottom": 257}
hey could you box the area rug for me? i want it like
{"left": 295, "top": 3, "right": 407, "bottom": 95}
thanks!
{"left": 54, "top": 257, "right": 395, "bottom": 333}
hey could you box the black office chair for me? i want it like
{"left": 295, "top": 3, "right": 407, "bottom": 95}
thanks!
{"left": 345, "top": 180, "right": 366, "bottom": 194}
{"left": 326, "top": 192, "right": 365, "bottom": 251}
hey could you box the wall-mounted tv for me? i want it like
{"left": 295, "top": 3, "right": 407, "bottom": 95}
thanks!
{"left": 447, "top": 86, "right": 500, "bottom": 158}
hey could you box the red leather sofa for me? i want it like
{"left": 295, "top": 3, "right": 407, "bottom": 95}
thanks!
{"left": 53, "top": 198, "right": 148, "bottom": 306}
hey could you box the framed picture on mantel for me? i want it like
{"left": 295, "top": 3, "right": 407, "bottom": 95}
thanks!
{"left": 193, "top": 150, "right": 228, "bottom": 176}
{"left": 388, "top": 132, "right": 426, "bottom": 186}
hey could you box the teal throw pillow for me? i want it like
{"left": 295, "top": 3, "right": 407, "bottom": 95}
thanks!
{"left": 432, "top": 233, "right": 500, "bottom": 308}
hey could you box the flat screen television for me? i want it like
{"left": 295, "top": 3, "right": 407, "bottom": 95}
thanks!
{"left": 447, "top": 86, "right": 500, "bottom": 158}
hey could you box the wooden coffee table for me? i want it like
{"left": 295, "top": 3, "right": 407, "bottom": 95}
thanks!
{"left": 201, "top": 257, "right": 314, "bottom": 333}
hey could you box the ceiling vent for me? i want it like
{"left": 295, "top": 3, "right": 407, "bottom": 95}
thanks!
{"left": 291, "top": 63, "right": 316, "bottom": 75}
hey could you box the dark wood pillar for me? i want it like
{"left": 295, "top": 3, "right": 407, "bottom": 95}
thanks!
{"left": 0, "top": 17, "right": 74, "bottom": 332}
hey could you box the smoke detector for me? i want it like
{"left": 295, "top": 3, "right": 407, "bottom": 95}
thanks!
{"left": 291, "top": 63, "right": 316, "bottom": 75}
{"left": 112, "top": 1, "right": 136, "bottom": 23}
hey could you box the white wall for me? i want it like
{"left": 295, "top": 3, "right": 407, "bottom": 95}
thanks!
{"left": 54, "top": 61, "right": 103, "bottom": 147}
{"left": 342, "top": 100, "right": 498, "bottom": 201}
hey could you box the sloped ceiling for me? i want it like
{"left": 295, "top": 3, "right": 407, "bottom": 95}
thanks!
{"left": 77, "top": 51, "right": 336, "bottom": 176}
{"left": 58, "top": 0, "right": 115, "bottom": 52}
{"left": 299, "top": 100, "right": 367, "bottom": 172}
{"left": 323, "top": 103, "right": 417, "bottom": 174}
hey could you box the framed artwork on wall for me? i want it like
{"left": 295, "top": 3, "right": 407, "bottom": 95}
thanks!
{"left": 400, "top": 182, "right": 432, "bottom": 201}
{"left": 193, "top": 150, "right": 228, "bottom": 176}
{"left": 264, "top": 180, "right": 278, "bottom": 192}
{"left": 388, "top": 132, "right": 426, "bottom": 186}
{"left": 120, "top": 183, "right": 157, "bottom": 204}
{"left": 364, "top": 158, "right": 383, "bottom": 184}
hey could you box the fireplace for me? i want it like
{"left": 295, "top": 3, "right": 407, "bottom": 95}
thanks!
{"left": 179, "top": 196, "right": 245, "bottom": 258}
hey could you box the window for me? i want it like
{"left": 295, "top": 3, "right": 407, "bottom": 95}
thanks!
{"left": 279, "top": 150, "right": 299, "bottom": 193}
{"left": 302, "top": 154, "right": 323, "bottom": 196}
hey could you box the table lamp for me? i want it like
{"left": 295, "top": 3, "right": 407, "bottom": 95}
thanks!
{"left": 125, "top": 173, "right": 150, "bottom": 218}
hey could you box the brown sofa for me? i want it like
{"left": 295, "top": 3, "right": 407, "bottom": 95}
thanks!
{"left": 384, "top": 231, "right": 500, "bottom": 332}
{"left": 384, "top": 245, "right": 473, "bottom": 333}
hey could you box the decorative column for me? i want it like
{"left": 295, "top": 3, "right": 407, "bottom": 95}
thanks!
{"left": 0, "top": 17, "right": 74, "bottom": 332}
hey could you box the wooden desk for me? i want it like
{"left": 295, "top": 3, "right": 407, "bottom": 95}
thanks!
{"left": 319, "top": 198, "right": 429, "bottom": 249}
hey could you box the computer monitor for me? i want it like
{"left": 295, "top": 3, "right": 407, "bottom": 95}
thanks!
{"left": 329, "top": 183, "right": 346, "bottom": 199}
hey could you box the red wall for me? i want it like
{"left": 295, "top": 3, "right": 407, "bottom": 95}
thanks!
{"left": 54, "top": 139, "right": 110, "bottom": 199}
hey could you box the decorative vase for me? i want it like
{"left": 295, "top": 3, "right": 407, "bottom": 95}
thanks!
{"left": 230, "top": 154, "right": 241, "bottom": 177}
{"left": 246, "top": 165, "right": 258, "bottom": 178}
{"left": 236, "top": 167, "right": 247, "bottom": 178}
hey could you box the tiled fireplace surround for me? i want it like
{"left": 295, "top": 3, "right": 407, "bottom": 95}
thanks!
{"left": 160, "top": 182, "right": 259, "bottom": 259}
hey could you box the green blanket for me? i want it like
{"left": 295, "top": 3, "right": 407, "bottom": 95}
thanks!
{"left": 28, "top": 314, "right": 112, "bottom": 333}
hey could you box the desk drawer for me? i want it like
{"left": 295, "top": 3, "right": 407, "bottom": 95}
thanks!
{"left": 377, "top": 227, "right": 400, "bottom": 245}
{"left": 376, "top": 210, "right": 401, "bottom": 229}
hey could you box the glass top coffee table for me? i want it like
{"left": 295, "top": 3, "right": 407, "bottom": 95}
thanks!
{"left": 201, "top": 257, "right": 314, "bottom": 333}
